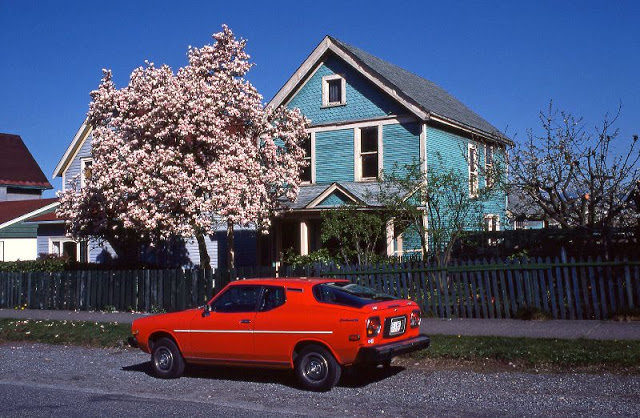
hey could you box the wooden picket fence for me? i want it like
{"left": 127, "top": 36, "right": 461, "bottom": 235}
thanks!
{"left": 0, "top": 266, "right": 276, "bottom": 313}
{"left": 317, "top": 257, "right": 640, "bottom": 320}
{"left": 1, "top": 257, "right": 639, "bottom": 319}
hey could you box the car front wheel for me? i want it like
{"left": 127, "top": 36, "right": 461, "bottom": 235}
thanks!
{"left": 295, "top": 344, "right": 341, "bottom": 391}
{"left": 151, "top": 337, "right": 185, "bottom": 379}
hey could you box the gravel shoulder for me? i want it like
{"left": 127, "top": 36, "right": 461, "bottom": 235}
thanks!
{"left": 1, "top": 342, "right": 639, "bottom": 417}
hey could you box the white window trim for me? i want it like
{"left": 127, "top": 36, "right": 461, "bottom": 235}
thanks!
{"left": 354, "top": 124, "right": 383, "bottom": 181}
{"left": 468, "top": 143, "right": 479, "bottom": 197}
{"left": 49, "top": 237, "right": 80, "bottom": 261}
{"left": 80, "top": 157, "right": 93, "bottom": 189}
{"left": 484, "top": 214, "right": 501, "bottom": 246}
{"left": 301, "top": 132, "right": 315, "bottom": 185}
{"left": 321, "top": 74, "right": 346, "bottom": 107}
{"left": 485, "top": 144, "right": 494, "bottom": 188}
{"left": 0, "top": 240, "right": 4, "bottom": 262}
{"left": 484, "top": 214, "right": 501, "bottom": 231}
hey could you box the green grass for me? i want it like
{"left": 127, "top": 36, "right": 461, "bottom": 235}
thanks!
{"left": 0, "top": 318, "right": 131, "bottom": 348}
{"left": 411, "top": 334, "right": 640, "bottom": 372}
{"left": 1, "top": 319, "right": 638, "bottom": 373}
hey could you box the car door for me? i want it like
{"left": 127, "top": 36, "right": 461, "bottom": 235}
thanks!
{"left": 252, "top": 285, "right": 293, "bottom": 363}
{"left": 187, "top": 284, "right": 261, "bottom": 361}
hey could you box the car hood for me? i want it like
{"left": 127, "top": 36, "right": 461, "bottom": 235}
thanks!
{"left": 132, "top": 308, "right": 200, "bottom": 330}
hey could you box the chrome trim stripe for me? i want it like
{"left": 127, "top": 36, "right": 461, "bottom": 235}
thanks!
{"left": 174, "top": 330, "right": 251, "bottom": 334}
{"left": 254, "top": 330, "right": 333, "bottom": 334}
{"left": 173, "top": 329, "right": 333, "bottom": 335}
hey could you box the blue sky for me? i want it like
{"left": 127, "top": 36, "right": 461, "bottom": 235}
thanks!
{"left": 1, "top": 1, "right": 638, "bottom": 196}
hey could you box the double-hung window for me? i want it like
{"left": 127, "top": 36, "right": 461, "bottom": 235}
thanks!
{"left": 485, "top": 144, "right": 494, "bottom": 188}
{"left": 468, "top": 144, "right": 478, "bottom": 197}
{"left": 300, "top": 134, "right": 312, "bottom": 183}
{"left": 358, "top": 126, "right": 380, "bottom": 180}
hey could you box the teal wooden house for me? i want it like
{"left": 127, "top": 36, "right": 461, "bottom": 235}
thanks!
{"left": 264, "top": 36, "right": 513, "bottom": 263}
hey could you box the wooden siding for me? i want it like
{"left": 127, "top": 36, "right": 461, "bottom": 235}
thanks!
{"left": 64, "top": 134, "right": 92, "bottom": 191}
{"left": 315, "top": 129, "right": 354, "bottom": 183}
{"left": 0, "top": 223, "right": 37, "bottom": 239}
{"left": 383, "top": 122, "right": 420, "bottom": 175}
{"left": 427, "top": 125, "right": 506, "bottom": 228}
{"left": 287, "top": 55, "right": 406, "bottom": 126}
{"left": 317, "top": 190, "right": 353, "bottom": 207}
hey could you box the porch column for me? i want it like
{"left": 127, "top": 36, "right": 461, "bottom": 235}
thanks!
{"left": 386, "top": 219, "right": 394, "bottom": 257}
{"left": 299, "top": 220, "right": 309, "bottom": 256}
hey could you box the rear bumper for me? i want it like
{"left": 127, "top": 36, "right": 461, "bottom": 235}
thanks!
{"left": 355, "top": 334, "right": 430, "bottom": 364}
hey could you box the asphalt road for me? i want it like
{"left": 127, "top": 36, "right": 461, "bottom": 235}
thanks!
{"left": 0, "top": 343, "right": 639, "bottom": 417}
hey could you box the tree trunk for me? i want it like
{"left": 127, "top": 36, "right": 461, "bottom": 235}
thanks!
{"left": 227, "top": 219, "right": 235, "bottom": 270}
{"left": 195, "top": 230, "right": 211, "bottom": 271}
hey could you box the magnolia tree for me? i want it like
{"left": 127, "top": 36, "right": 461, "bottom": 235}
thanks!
{"left": 58, "top": 26, "right": 309, "bottom": 269}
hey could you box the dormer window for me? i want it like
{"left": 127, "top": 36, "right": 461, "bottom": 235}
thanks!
{"left": 322, "top": 74, "right": 346, "bottom": 107}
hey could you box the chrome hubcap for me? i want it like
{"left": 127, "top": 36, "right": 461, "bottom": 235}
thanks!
{"left": 303, "top": 355, "right": 328, "bottom": 382}
{"left": 154, "top": 347, "right": 173, "bottom": 371}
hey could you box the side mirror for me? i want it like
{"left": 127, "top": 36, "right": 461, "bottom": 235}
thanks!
{"left": 202, "top": 304, "right": 212, "bottom": 318}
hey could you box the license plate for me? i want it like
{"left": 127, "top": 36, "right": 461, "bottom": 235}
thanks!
{"left": 389, "top": 317, "right": 405, "bottom": 335}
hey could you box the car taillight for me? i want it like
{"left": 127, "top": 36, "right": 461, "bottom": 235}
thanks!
{"left": 410, "top": 310, "right": 421, "bottom": 328}
{"left": 366, "top": 316, "right": 381, "bottom": 337}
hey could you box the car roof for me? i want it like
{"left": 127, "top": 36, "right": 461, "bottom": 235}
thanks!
{"left": 228, "top": 277, "right": 348, "bottom": 287}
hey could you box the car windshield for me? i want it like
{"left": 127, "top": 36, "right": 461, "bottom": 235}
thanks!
{"left": 313, "top": 282, "right": 397, "bottom": 308}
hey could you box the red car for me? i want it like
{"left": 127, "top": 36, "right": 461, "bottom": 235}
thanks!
{"left": 129, "top": 278, "right": 430, "bottom": 391}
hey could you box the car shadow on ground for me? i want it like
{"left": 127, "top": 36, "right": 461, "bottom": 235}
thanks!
{"left": 121, "top": 361, "right": 405, "bottom": 389}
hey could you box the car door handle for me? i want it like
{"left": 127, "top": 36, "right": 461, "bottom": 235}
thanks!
{"left": 240, "top": 319, "right": 251, "bottom": 324}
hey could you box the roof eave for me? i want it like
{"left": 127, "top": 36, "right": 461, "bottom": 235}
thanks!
{"left": 428, "top": 113, "right": 514, "bottom": 146}
{"left": 0, "top": 201, "right": 60, "bottom": 231}
{"left": 53, "top": 119, "right": 92, "bottom": 179}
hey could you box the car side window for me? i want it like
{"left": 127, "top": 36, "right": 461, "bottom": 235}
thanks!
{"left": 312, "top": 284, "right": 368, "bottom": 308}
{"left": 212, "top": 285, "right": 262, "bottom": 313}
{"left": 259, "top": 286, "right": 286, "bottom": 312}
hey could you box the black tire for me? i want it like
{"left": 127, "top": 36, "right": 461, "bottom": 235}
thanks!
{"left": 295, "top": 344, "right": 341, "bottom": 391}
{"left": 151, "top": 337, "right": 185, "bottom": 379}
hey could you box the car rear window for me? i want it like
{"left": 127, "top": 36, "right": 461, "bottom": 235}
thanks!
{"left": 312, "top": 283, "right": 397, "bottom": 308}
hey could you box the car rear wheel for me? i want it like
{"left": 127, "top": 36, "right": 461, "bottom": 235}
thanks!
{"left": 151, "top": 337, "right": 185, "bottom": 379}
{"left": 295, "top": 344, "right": 341, "bottom": 391}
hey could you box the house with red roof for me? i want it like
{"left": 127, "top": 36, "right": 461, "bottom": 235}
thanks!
{"left": 0, "top": 133, "right": 56, "bottom": 261}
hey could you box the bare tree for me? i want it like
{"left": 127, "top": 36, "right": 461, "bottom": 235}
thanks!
{"left": 379, "top": 154, "right": 504, "bottom": 266}
{"left": 510, "top": 102, "right": 640, "bottom": 231}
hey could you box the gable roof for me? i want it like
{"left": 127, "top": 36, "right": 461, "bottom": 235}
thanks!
{"left": 0, "top": 198, "right": 59, "bottom": 230}
{"left": 270, "top": 36, "right": 512, "bottom": 145}
{"left": 0, "top": 133, "right": 52, "bottom": 189}
{"left": 53, "top": 119, "right": 92, "bottom": 179}
{"left": 284, "top": 181, "right": 407, "bottom": 210}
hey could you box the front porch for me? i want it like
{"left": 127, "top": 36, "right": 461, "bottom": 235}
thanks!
{"left": 258, "top": 181, "right": 423, "bottom": 264}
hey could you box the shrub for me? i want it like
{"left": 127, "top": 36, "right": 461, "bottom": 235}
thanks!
{"left": 515, "top": 306, "right": 552, "bottom": 321}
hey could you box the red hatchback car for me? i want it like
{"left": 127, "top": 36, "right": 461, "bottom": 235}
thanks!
{"left": 129, "top": 278, "right": 430, "bottom": 391}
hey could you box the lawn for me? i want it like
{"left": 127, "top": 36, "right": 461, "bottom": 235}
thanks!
{"left": 1, "top": 318, "right": 638, "bottom": 373}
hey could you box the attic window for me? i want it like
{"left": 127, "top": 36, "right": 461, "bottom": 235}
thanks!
{"left": 322, "top": 74, "right": 346, "bottom": 107}
{"left": 81, "top": 158, "right": 93, "bottom": 189}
